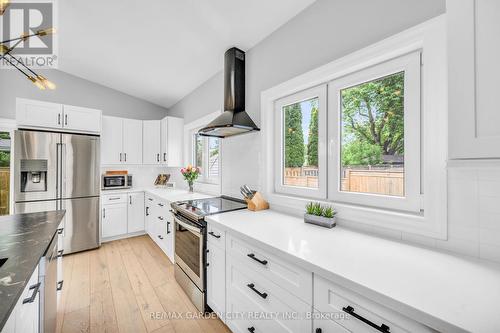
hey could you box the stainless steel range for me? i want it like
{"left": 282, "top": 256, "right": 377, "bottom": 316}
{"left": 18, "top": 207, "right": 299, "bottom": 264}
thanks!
{"left": 171, "top": 196, "right": 247, "bottom": 312}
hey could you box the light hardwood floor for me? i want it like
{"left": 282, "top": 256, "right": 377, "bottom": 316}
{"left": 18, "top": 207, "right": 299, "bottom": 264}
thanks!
{"left": 56, "top": 235, "right": 232, "bottom": 333}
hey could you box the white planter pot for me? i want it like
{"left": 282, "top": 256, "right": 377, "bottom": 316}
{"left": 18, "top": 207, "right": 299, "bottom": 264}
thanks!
{"left": 304, "top": 213, "right": 336, "bottom": 228}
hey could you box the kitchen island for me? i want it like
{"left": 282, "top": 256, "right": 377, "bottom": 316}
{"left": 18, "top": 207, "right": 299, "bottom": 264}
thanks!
{"left": 0, "top": 210, "right": 65, "bottom": 332}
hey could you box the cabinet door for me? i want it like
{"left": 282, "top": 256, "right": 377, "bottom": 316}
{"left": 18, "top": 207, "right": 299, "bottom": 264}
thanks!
{"left": 102, "top": 204, "right": 127, "bottom": 238}
{"left": 166, "top": 117, "right": 184, "bottom": 167}
{"left": 207, "top": 241, "right": 226, "bottom": 315}
{"left": 143, "top": 120, "right": 161, "bottom": 165}
{"left": 101, "top": 116, "right": 123, "bottom": 165}
{"left": 16, "top": 98, "right": 63, "bottom": 129}
{"left": 123, "top": 119, "right": 143, "bottom": 164}
{"left": 448, "top": 0, "right": 500, "bottom": 158}
{"left": 164, "top": 210, "right": 174, "bottom": 262}
{"left": 15, "top": 265, "right": 39, "bottom": 333}
{"left": 145, "top": 196, "right": 155, "bottom": 235}
{"left": 127, "top": 192, "right": 145, "bottom": 233}
{"left": 62, "top": 105, "right": 102, "bottom": 133}
{"left": 160, "top": 118, "right": 168, "bottom": 164}
{"left": 312, "top": 310, "right": 350, "bottom": 333}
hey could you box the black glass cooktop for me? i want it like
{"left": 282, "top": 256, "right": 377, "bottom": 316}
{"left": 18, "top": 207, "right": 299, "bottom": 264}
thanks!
{"left": 174, "top": 196, "right": 247, "bottom": 217}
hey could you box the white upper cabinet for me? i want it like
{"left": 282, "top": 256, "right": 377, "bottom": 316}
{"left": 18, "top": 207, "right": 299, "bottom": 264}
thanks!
{"left": 101, "top": 116, "right": 143, "bottom": 165}
{"left": 101, "top": 116, "right": 124, "bottom": 165}
{"left": 161, "top": 116, "right": 184, "bottom": 167}
{"left": 122, "top": 119, "right": 143, "bottom": 164}
{"left": 448, "top": 0, "right": 500, "bottom": 158}
{"left": 62, "top": 104, "right": 102, "bottom": 133}
{"left": 16, "top": 98, "right": 101, "bottom": 134}
{"left": 143, "top": 120, "right": 161, "bottom": 165}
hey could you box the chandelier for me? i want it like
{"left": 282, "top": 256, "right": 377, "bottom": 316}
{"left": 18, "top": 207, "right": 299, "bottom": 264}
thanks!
{"left": 0, "top": 0, "right": 56, "bottom": 90}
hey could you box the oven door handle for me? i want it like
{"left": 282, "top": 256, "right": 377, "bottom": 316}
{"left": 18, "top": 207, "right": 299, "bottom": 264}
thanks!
{"left": 174, "top": 215, "right": 202, "bottom": 236}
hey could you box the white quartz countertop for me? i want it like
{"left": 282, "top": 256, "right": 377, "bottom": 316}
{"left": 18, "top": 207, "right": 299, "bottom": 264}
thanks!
{"left": 206, "top": 209, "right": 500, "bottom": 333}
{"left": 101, "top": 187, "right": 213, "bottom": 202}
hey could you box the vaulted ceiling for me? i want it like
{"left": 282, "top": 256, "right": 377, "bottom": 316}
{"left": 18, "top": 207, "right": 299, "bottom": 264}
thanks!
{"left": 58, "top": 0, "right": 316, "bottom": 108}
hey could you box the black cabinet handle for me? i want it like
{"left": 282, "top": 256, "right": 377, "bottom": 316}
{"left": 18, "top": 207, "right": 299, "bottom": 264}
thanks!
{"left": 247, "top": 253, "right": 268, "bottom": 265}
{"left": 58, "top": 113, "right": 61, "bottom": 125}
{"left": 57, "top": 228, "right": 64, "bottom": 235}
{"left": 163, "top": 152, "right": 166, "bottom": 162}
{"left": 146, "top": 207, "right": 149, "bottom": 216}
{"left": 120, "top": 153, "right": 122, "bottom": 162}
{"left": 248, "top": 327, "right": 255, "bottom": 333}
{"left": 157, "top": 153, "right": 160, "bottom": 162}
{"left": 158, "top": 216, "right": 164, "bottom": 221}
{"left": 124, "top": 153, "right": 127, "bottom": 162}
{"left": 103, "top": 208, "right": 106, "bottom": 219}
{"left": 316, "top": 329, "right": 322, "bottom": 333}
{"left": 158, "top": 235, "right": 164, "bottom": 240}
{"left": 65, "top": 114, "right": 68, "bottom": 126}
{"left": 342, "top": 306, "right": 390, "bottom": 333}
{"left": 208, "top": 231, "right": 221, "bottom": 239}
{"left": 23, "top": 282, "right": 41, "bottom": 304}
{"left": 206, "top": 262, "right": 210, "bottom": 267}
{"left": 158, "top": 203, "right": 164, "bottom": 207}
{"left": 57, "top": 249, "right": 64, "bottom": 258}
{"left": 167, "top": 222, "right": 171, "bottom": 234}
{"left": 129, "top": 196, "right": 132, "bottom": 205}
{"left": 57, "top": 280, "right": 64, "bottom": 291}
{"left": 148, "top": 198, "right": 153, "bottom": 201}
{"left": 247, "top": 283, "right": 268, "bottom": 299}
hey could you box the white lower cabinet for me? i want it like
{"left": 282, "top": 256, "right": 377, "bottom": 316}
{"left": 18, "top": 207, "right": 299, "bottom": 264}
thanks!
{"left": 2, "top": 266, "right": 40, "bottom": 333}
{"left": 207, "top": 233, "right": 226, "bottom": 317}
{"left": 312, "top": 309, "right": 350, "bottom": 333}
{"left": 101, "top": 201, "right": 127, "bottom": 239}
{"left": 145, "top": 194, "right": 174, "bottom": 263}
{"left": 127, "top": 192, "right": 145, "bottom": 233}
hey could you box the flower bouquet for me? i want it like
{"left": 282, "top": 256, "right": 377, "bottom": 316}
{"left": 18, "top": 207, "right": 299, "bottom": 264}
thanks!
{"left": 181, "top": 164, "right": 200, "bottom": 192}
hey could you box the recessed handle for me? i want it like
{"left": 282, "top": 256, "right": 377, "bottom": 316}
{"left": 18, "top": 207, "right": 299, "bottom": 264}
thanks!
{"left": 247, "top": 253, "right": 268, "bottom": 265}
{"left": 247, "top": 283, "right": 268, "bottom": 299}
{"left": 342, "top": 306, "right": 390, "bottom": 333}
{"left": 208, "top": 231, "right": 221, "bottom": 239}
{"left": 57, "top": 280, "right": 64, "bottom": 291}
{"left": 23, "top": 282, "right": 41, "bottom": 304}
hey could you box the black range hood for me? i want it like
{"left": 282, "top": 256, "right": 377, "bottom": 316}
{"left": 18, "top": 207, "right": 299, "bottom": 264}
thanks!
{"left": 198, "top": 47, "right": 260, "bottom": 138}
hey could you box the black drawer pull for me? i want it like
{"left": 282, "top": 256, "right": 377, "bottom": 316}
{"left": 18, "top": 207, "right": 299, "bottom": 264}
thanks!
{"left": 148, "top": 198, "right": 153, "bottom": 201}
{"left": 208, "top": 231, "right": 221, "bottom": 239}
{"left": 158, "top": 216, "right": 164, "bottom": 221}
{"left": 316, "top": 329, "right": 322, "bottom": 333}
{"left": 167, "top": 222, "right": 171, "bottom": 234}
{"left": 57, "top": 280, "right": 64, "bottom": 291}
{"left": 146, "top": 207, "right": 149, "bottom": 216}
{"left": 23, "top": 282, "right": 41, "bottom": 304}
{"left": 108, "top": 197, "right": 121, "bottom": 200}
{"left": 247, "top": 253, "right": 268, "bottom": 265}
{"left": 248, "top": 327, "right": 255, "bottom": 333}
{"left": 57, "top": 228, "right": 64, "bottom": 235}
{"left": 158, "top": 203, "right": 164, "bottom": 207}
{"left": 158, "top": 235, "right": 164, "bottom": 240}
{"left": 342, "top": 306, "right": 390, "bottom": 333}
{"left": 247, "top": 283, "right": 268, "bottom": 299}
{"left": 57, "top": 249, "right": 64, "bottom": 258}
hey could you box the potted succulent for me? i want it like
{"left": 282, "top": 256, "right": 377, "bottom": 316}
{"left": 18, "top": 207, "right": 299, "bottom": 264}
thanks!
{"left": 304, "top": 202, "right": 337, "bottom": 228}
{"left": 180, "top": 164, "right": 200, "bottom": 192}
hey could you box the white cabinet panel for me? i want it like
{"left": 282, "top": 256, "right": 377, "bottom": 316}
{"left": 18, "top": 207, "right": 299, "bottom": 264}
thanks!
{"left": 14, "top": 265, "right": 39, "bottom": 333}
{"left": 448, "top": 0, "right": 500, "bottom": 158}
{"left": 62, "top": 105, "right": 101, "bottom": 133}
{"left": 143, "top": 120, "right": 161, "bottom": 165}
{"left": 312, "top": 309, "right": 350, "bottom": 333}
{"left": 16, "top": 98, "right": 63, "bottom": 130}
{"left": 145, "top": 195, "right": 155, "bottom": 234}
{"left": 207, "top": 240, "right": 226, "bottom": 316}
{"left": 127, "top": 192, "right": 145, "bottom": 233}
{"left": 160, "top": 118, "right": 168, "bottom": 164}
{"left": 101, "top": 116, "right": 123, "bottom": 165}
{"left": 160, "top": 116, "right": 184, "bottom": 166}
{"left": 123, "top": 119, "right": 143, "bottom": 164}
{"left": 102, "top": 203, "right": 127, "bottom": 238}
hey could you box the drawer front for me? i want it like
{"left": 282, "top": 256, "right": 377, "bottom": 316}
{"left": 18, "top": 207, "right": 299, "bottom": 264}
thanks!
{"left": 314, "top": 275, "right": 436, "bottom": 333}
{"left": 313, "top": 309, "right": 351, "bottom": 333}
{"left": 102, "top": 193, "right": 127, "bottom": 205}
{"left": 227, "top": 234, "right": 312, "bottom": 304}
{"left": 207, "top": 223, "right": 225, "bottom": 248}
{"left": 227, "top": 255, "right": 311, "bottom": 333}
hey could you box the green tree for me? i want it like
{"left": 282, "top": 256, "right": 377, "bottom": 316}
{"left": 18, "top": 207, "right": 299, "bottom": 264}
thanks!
{"left": 341, "top": 72, "right": 404, "bottom": 166}
{"left": 284, "top": 103, "right": 304, "bottom": 167}
{"left": 307, "top": 100, "right": 319, "bottom": 166}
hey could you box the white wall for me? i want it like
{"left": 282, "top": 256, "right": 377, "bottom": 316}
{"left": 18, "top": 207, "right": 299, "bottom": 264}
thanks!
{"left": 0, "top": 69, "right": 168, "bottom": 120}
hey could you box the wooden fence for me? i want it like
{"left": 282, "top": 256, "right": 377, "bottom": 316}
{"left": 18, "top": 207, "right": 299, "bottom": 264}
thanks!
{"left": 341, "top": 168, "right": 404, "bottom": 196}
{"left": 0, "top": 167, "right": 9, "bottom": 215}
{"left": 284, "top": 167, "right": 319, "bottom": 188}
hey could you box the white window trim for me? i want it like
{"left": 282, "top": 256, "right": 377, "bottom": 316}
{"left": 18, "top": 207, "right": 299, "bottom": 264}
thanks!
{"left": 191, "top": 132, "right": 220, "bottom": 184}
{"left": 0, "top": 118, "right": 17, "bottom": 215}
{"left": 274, "top": 84, "right": 327, "bottom": 199}
{"left": 260, "top": 16, "right": 447, "bottom": 239}
{"left": 328, "top": 51, "right": 421, "bottom": 212}
{"left": 183, "top": 111, "right": 222, "bottom": 195}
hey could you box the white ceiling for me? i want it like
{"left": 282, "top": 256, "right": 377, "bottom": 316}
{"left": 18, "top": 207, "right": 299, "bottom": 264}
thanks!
{"left": 58, "top": 0, "right": 316, "bottom": 109}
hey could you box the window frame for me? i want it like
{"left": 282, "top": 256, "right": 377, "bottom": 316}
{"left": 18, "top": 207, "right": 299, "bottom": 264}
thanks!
{"left": 191, "top": 131, "right": 220, "bottom": 185}
{"left": 328, "top": 51, "right": 422, "bottom": 212}
{"left": 274, "top": 85, "right": 327, "bottom": 199}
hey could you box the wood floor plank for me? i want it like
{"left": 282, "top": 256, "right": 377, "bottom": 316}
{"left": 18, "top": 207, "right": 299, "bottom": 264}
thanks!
{"left": 104, "top": 241, "right": 148, "bottom": 333}
{"left": 128, "top": 236, "right": 171, "bottom": 288}
{"left": 61, "top": 307, "right": 90, "bottom": 333}
{"left": 139, "top": 236, "right": 174, "bottom": 276}
{"left": 56, "top": 254, "right": 75, "bottom": 333}
{"left": 89, "top": 247, "right": 119, "bottom": 333}
{"left": 115, "top": 239, "right": 174, "bottom": 332}
{"left": 64, "top": 251, "right": 90, "bottom": 313}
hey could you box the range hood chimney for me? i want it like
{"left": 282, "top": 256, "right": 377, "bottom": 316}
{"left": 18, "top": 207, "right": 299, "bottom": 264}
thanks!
{"left": 198, "top": 47, "right": 260, "bottom": 138}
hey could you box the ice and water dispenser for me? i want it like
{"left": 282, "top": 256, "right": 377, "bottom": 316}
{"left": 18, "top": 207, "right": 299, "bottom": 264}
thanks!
{"left": 20, "top": 159, "right": 48, "bottom": 192}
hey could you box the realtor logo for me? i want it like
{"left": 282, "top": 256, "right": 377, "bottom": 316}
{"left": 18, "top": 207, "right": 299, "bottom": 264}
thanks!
{"left": 0, "top": 0, "right": 58, "bottom": 68}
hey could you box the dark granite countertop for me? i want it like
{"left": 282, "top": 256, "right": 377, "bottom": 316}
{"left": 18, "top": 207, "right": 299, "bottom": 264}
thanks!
{"left": 0, "top": 210, "right": 65, "bottom": 331}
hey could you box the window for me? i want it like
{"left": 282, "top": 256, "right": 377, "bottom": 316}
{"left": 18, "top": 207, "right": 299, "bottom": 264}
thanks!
{"left": 274, "top": 85, "right": 327, "bottom": 198}
{"left": 329, "top": 52, "right": 421, "bottom": 211}
{"left": 0, "top": 131, "right": 11, "bottom": 216}
{"left": 192, "top": 133, "right": 220, "bottom": 184}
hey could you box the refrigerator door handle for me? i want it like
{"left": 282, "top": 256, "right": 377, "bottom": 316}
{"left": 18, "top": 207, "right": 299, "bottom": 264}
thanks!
{"left": 61, "top": 143, "right": 67, "bottom": 199}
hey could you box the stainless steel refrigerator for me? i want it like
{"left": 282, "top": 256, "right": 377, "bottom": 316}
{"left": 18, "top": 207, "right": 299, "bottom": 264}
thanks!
{"left": 14, "top": 130, "right": 100, "bottom": 254}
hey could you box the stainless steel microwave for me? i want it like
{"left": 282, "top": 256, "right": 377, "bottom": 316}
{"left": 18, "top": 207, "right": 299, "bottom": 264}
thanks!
{"left": 101, "top": 174, "right": 132, "bottom": 190}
